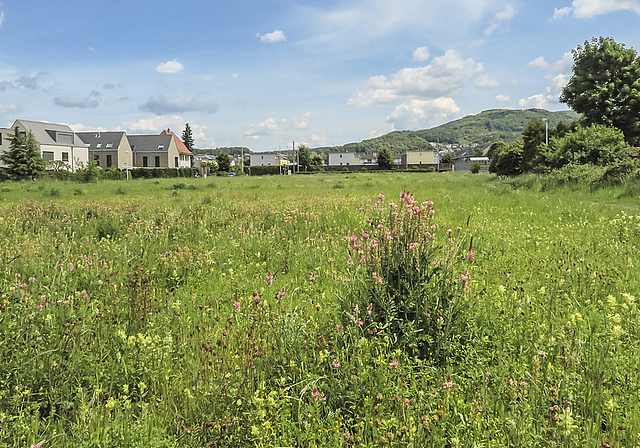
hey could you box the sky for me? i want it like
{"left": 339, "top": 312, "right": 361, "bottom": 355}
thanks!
{"left": 1, "top": 0, "right": 639, "bottom": 151}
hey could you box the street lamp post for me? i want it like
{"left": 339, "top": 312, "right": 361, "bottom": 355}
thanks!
{"left": 125, "top": 150, "right": 130, "bottom": 180}
{"left": 541, "top": 118, "right": 549, "bottom": 146}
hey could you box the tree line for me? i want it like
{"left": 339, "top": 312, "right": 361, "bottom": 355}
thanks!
{"left": 490, "top": 36, "right": 640, "bottom": 177}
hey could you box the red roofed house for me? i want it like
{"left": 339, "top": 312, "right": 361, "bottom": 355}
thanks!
{"left": 160, "top": 129, "right": 193, "bottom": 168}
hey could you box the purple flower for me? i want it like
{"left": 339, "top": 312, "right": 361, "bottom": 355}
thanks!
{"left": 389, "top": 360, "right": 399, "bottom": 369}
{"left": 252, "top": 292, "right": 261, "bottom": 303}
{"left": 367, "top": 304, "right": 373, "bottom": 315}
{"left": 232, "top": 301, "right": 241, "bottom": 312}
{"left": 331, "top": 359, "right": 341, "bottom": 368}
{"left": 266, "top": 272, "right": 274, "bottom": 285}
{"left": 278, "top": 288, "right": 286, "bottom": 298}
{"left": 466, "top": 252, "right": 475, "bottom": 260}
{"left": 309, "top": 273, "right": 316, "bottom": 282}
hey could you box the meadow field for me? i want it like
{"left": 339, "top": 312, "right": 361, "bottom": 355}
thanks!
{"left": 1, "top": 172, "right": 639, "bottom": 447}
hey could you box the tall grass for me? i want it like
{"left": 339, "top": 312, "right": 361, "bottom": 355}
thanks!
{"left": 0, "top": 172, "right": 639, "bottom": 447}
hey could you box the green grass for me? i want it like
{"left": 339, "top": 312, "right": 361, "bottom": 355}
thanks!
{"left": 1, "top": 172, "right": 639, "bottom": 447}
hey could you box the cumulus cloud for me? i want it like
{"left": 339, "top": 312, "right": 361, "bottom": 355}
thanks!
{"left": 518, "top": 94, "right": 549, "bottom": 109}
{"left": 473, "top": 74, "right": 499, "bottom": 90}
{"left": 0, "top": 11, "right": 4, "bottom": 26}
{"left": 123, "top": 116, "right": 215, "bottom": 147}
{"left": 156, "top": 59, "right": 184, "bottom": 74}
{"left": 386, "top": 98, "right": 460, "bottom": 130}
{"left": 528, "top": 56, "right": 550, "bottom": 70}
{"left": 69, "top": 123, "right": 110, "bottom": 133}
{"left": 300, "top": 134, "right": 328, "bottom": 147}
{"left": 245, "top": 118, "right": 280, "bottom": 139}
{"left": 494, "top": 94, "right": 510, "bottom": 102}
{"left": 555, "top": 0, "right": 640, "bottom": 18}
{"left": 54, "top": 91, "right": 102, "bottom": 109}
{"left": 469, "top": 39, "right": 485, "bottom": 48}
{"left": 412, "top": 46, "right": 430, "bottom": 62}
{"left": 555, "top": 52, "right": 574, "bottom": 74}
{"left": 139, "top": 92, "right": 218, "bottom": 115}
{"left": 348, "top": 50, "right": 482, "bottom": 107}
{"left": 0, "top": 73, "right": 46, "bottom": 91}
{"left": 291, "top": 112, "right": 313, "bottom": 130}
{"left": 484, "top": 4, "right": 516, "bottom": 35}
{"left": 102, "top": 83, "right": 123, "bottom": 89}
{"left": 518, "top": 53, "right": 572, "bottom": 108}
{"left": 256, "top": 29, "right": 286, "bottom": 43}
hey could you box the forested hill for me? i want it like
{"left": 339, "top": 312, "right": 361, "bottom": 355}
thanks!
{"left": 317, "top": 108, "right": 580, "bottom": 154}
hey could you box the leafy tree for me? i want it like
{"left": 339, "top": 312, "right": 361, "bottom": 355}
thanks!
{"left": 487, "top": 141, "right": 506, "bottom": 161}
{"left": 298, "top": 145, "right": 311, "bottom": 171}
{"left": 521, "top": 118, "right": 546, "bottom": 172}
{"left": 182, "top": 123, "right": 194, "bottom": 152}
{"left": 377, "top": 147, "right": 393, "bottom": 170}
{"left": 560, "top": 36, "right": 640, "bottom": 145}
{"left": 310, "top": 154, "right": 323, "bottom": 166}
{"left": 439, "top": 152, "right": 452, "bottom": 163}
{"left": 1, "top": 127, "right": 46, "bottom": 180}
{"left": 470, "top": 162, "right": 482, "bottom": 174}
{"left": 76, "top": 159, "right": 101, "bottom": 183}
{"left": 489, "top": 140, "right": 523, "bottom": 176}
{"left": 547, "top": 124, "right": 629, "bottom": 168}
{"left": 216, "top": 150, "right": 231, "bottom": 172}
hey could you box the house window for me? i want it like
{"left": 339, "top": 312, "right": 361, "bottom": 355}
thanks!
{"left": 43, "top": 151, "right": 54, "bottom": 161}
{"left": 57, "top": 132, "right": 73, "bottom": 145}
{"left": 18, "top": 131, "right": 27, "bottom": 138}
{"left": 62, "top": 152, "right": 69, "bottom": 162}
{"left": 96, "top": 143, "right": 102, "bottom": 149}
{"left": 143, "top": 156, "right": 148, "bottom": 167}
{"left": 157, "top": 145, "right": 164, "bottom": 150}
{"left": 155, "top": 156, "right": 160, "bottom": 167}
{"left": 175, "top": 157, "right": 179, "bottom": 168}
{"left": 0, "top": 133, "right": 2, "bottom": 145}
{"left": 105, "top": 143, "right": 113, "bottom": 148}
{"left": 106, "top": 155, "right": 112, "bottom": 168}
{"left": 340, "top": 154, "right": 343, "bottom": 158}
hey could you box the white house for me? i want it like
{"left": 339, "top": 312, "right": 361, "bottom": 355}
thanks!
{"left": 9, "top": 119, "right": 89, "bottom": 171}
{"left": 250, "top": 152, "right": 289, "bottom": 166}
{"left": 328, "top": 152, "right": 356, "bottom": 166}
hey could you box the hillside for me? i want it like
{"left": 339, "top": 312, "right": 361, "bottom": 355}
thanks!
{"left": 317, "top": 108, "right": 580, "bottom": 154}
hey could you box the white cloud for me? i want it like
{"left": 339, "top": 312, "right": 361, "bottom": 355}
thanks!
{"left": 484, "top": 4, "right": 516, "bottom": 35}
{"left": 256, "top": 29, "right": 286, "bottom": 43}
{"left": 122, "top": 116, "right": 215, "bottom": 147}
{"left": 156, "top": 59, "right": 184, "bottom": 74}
{"left": 553, "top": 0, "right": 640, "bottom": 18}
{"left": 555, "top": 52, "right": 574, "bottom": 74}
{"left": 54, "top": 91, "right": 102, "bottom": 109}
{"left": 0, "top": 11, "right": 4, "bottom": 26}
{"left": 473, "top": 74, "right": 499, "bottom": 90}
{"left": 139, "top": 92, "right": 218, "bottom": 115}
{"left": 386, "top": 98, "right": 460, "bottom": 129}
{"left": 469, "top": 39, "right": 485, "bottom": 48}
{"left": 518, "top": 94, "right": 549, "bottom": 108}
{"left": 528, "top": 56, "right": 549, "bottom": 70}
{"left": 300, "top": 134, "right": 327, "bottom": 147}
{"left": 349, "top": 50, "right": 482, "bottom": 107}
{"left": 518, "top": 52, "right": 573, "bottom": 109}
{"left": 245, "top": 117, "right": 280, "bottom": 139}
{"left": 412, "top": 46, "right": 430, "bottom": 62}
{"left": 292, "top": 111, "right": 313, "bottom": 130}
{"left": 494, "top": 94, "right": 510, "bottom": 102}
{"left": 0, "top": 102, "right": 18, "bottom": 114}
{"left": 69, "top": 123, "right": 110, "bottom": 133}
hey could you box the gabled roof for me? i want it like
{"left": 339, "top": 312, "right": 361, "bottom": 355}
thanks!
{"left": 160, "top": 129, "right": 192, "bottom": 155}
{"left": 128, "top": 134, "right": 173, "bottom": 153}
{"left": 77, "top": 131, "right": 126, "bottom": 150}
{"left": 12, "top": 119, "right": 87, "bottom": 147}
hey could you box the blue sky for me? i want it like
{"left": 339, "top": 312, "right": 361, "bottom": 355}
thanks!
{"left": 1, "top": 0, "right": 639, "bottom": 151}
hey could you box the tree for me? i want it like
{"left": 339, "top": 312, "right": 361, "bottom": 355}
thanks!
{"left": 216, "top": 150, "right": 231, "bottom": 172}
{"left": 521, "top": 118, "right": 546, "bottom": 172}
{"left": 1, "top": 127, "right": 46, "bottom": 180}
{"left": 487, "top": 141, "right": 506, "bottom": 161}
{"left": 439, "top": 152, "right": 452, "bottom": 163}
{"left": 548, "top": 124, "right": 629, "bottom": 168}
{"left": 377, "top": 147, "right": 393, "bottom": 170}
{"left": 182, "top": 123, "right": 194, "bottom": 152}
{"left": 298, "top": 145, "right": 311, "bottom": 171}
{"left": 560, "top": 36, "right": 640, "bottom": 145}
{"left": 310, "top": 154, "right": 323, "bottom": 166}
{"left": 489, "top": 141, "right": 523, "bottom": 176}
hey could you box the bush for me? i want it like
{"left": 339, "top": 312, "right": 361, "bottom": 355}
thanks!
{"left": 470, "top": 162, "right": 482, "bottom": 174}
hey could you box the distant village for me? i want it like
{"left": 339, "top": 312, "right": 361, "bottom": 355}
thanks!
{"left": 0, "top": 119, "right": 489, "bottom": 174}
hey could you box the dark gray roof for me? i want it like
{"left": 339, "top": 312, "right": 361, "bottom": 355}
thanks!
{"left": 77, "top": 131, "right": 126, "bottom": 150}
{"left": 13, "top": 119, "right": 87, "bottom": 147}
{"left": 128, "top": 135, "right": 173, "bottom": 152}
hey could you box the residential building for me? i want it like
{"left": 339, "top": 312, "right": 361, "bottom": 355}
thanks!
{"left": 160, "top": 129, "right": 193, "bottom": 168}
{"left": 400, "top": 150, "right": 437, "bottom": 169}
{"left": 250, "top": 152, "right": 289, "bottom": 166}
{"left": 77, "top": 131, "right": 133, "bottom": 170}
{"left": 328, "top": 152, "right": 356, "bottom": 166}
{"left": 128, "top": 133, "right": 179, "bottom": 168}
{"left": 8, "top": 119, "right": 89, "bottom": 171}
{"left": 0, "top": 127, "right": 10, "bottom": 165}
{"left": 359, "top": 153, "right": 377, "bottom": 165}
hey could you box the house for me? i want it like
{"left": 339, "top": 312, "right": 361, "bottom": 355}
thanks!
{"left": 400, "top": 150, "right": 437, "bottom": 169}
{"left": 452, "top": 156, "right": 490, "bottom": 172}
{"left": 7, "top": 119, "right": 89, "bottom": 171}
{"left": 77, "top": 131, "right": 133, "bottom": 170}
{"left": 359, "top": 153, "right": 377, "bottom": 166}
{"left": 328, "top": 152, "right": 356, "bottom": 166}
{"left": 160, "top": 129, "right": 193, "bottom": 168}
{"left": 250, "top": 152, "right": 289, "bottom": 166}
{"left": 128, "top": 133, "right": 180, "bottom": 169}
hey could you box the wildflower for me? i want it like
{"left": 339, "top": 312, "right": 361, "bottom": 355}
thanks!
{"left": 83, "top": 292, "right": 90, "bottom": 299}
{"left": 349, "top": 235, "right": 358, "bottom": 242}
{"left": 332, "top": 359, "right": 341, "bottom": 368}
{"left": 461, "top": 274, "right": 469, "bottom": 281}
{"left": 252, "top": 292, "right": 261, "bottom": 303}
{"left": 367, "top": 304, "right": 373, "bottom": 315}
{"left": 362, "top": 232, "right": 370, "bottom": 240}
{"left": 278, "top": 288, "right": 286, "bottom": 298}
{"left": 186, "top": 427, "right": 195, "bottom": 434}
{"left": 29, "top": 277, "right": 36, "bottom": 282}
{"left": 354, "top": 305, "right": 360, "bottom": 314}
{"left": 19, "top": 283, "right": 27, "bottom": 288}
{"left": 266, "top": 272, "right": 274, "bottom": 285}
{"left": 311, "top": 388, "right": 319, "bottom": 400}
{"left": 354, "top": 243, "right": 361, "bottom": 250}
{"left": 233, "top": 301, "right": 241, "bottom": 312}
{"left": 370, "top": 240, "right": 379, "bottom": 249}
{"left": 389, "top": 360, "right": 399, "bottom": 369}
{"left": 36, "top": 304, "right": 43, "bottom": 311}
{"left": 378, "top": 192, "right": 385, "bottom": 200}
{"left": 309, "top": 272, "right": 316, "bottom": 282}
{"left": 408, "top": 242, "right": 418, "bottom": 250}
{"left": 442, "top": 380, "right": 454, "bottom": 390}
{"left": 466, "top": 252, "right": 475, "bottom": 260}
{"left": 30, "top": 442, "right": 45, "bottom": 448}
{"left": 347, "top": 258, "right": 354, "bottom": 265}
{"left": 486, "top": 369, "right": 491, "bottom": 377}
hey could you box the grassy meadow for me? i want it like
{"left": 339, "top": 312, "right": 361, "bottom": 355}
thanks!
{"left": 1, "top": 172, "right": 639, "bottom": 447}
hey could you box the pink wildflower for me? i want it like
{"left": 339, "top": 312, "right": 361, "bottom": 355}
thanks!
{"left": 30, "top": 442, "right": 45, "bottom": 448}
{"left": 332, "top": 359, "right": 341, "bottom": 368}
{"left": 29, "top": 277, "right": 36, "bottom": 282}
{"left": 278, "top": 288, "right": 286, "bottom": 298}
{"left": 311, "top": 388, "right": 319, "bottom": 400}
{"left": 408, "top": 242, "right": 418, "bottom": 250}
{"left": 309, "top": 272, "right": 316, "bottom": 282}
{"left": 442, "top": 380, "right": 454, "bottom": 390}
{"left": 233, "top": 301, "right": 241, "bottom": 312}
{"left": 266, "top": 272, "right": 274, "bottom": 285}
{"left": 347, "top": 258, "right": 354, "bottom": 265}
{"left": 252, "top": 292, "right": 261, "bottom": 303}
{"left": 389, "top": 360, "right": 399, "bottom": 369}
{"left": 466, "top": 252, "right": 475, "bottom": 260}
{"left": 362, "top": 232, "right": 370, "bottom": 240}
{"left": 349, "top": 235, "right": 358, "bottom": 242}
{"left": 36, "top": 304, "right": 43, "bottom": 311}
{"left": 367, "top": 304, "right": 373, "bottom": 315}
{"left": 486, "top": 369, "right": 491, "bottom": 377}
{"left": 378, "top": 192, "right": 385, "bottom": 200}
{"left": 461, "top": 274, "right": 469, "bottom": 281}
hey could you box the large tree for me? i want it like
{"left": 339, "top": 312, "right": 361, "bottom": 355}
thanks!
{"left": 1, "top": 127, "right": 46, "bottom": 180}
{"left": 560, "top": 36, "right": 640, "bottom": 146}
{"left": 521, "top": 118, "right": 546, "bottom": 172}
{"left": 377, "top": 147, "right": 393, "bottom": 170}
{"left": 216, "top": 150, "right": 231, "bottom": 172}
{"left": 298, "top": 145, "right": 311, "bottom": 171}
{"left": 181, "top": 123, "right": 194, "bottom": 152}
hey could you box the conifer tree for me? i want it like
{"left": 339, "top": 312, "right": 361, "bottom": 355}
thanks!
{"left": 1, "top": 127, "right": 46, "bottom": 180}
{"left": 182, "top": 123, "right": 194, "bottom": 152}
